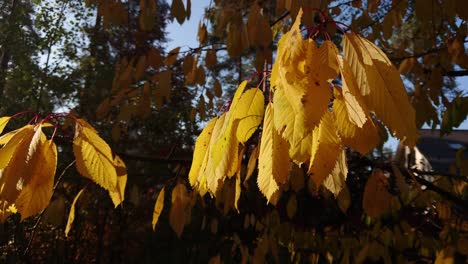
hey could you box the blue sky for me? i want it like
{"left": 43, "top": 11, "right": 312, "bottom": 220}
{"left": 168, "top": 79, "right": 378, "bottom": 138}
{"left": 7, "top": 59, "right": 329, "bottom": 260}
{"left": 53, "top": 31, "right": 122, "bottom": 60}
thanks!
{"left": 166, "top": 1, "right": 468, "bottom": 149}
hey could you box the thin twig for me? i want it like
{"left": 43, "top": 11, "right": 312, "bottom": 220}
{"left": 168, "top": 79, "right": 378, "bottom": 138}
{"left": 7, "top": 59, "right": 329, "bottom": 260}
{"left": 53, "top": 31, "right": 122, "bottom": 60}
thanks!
{"left": 23, "top": 160, "right": 76, "bottom": 256}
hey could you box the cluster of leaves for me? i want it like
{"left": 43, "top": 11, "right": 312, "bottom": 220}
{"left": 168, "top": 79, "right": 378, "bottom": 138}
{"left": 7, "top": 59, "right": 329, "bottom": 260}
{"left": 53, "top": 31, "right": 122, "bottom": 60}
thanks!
{"left": 0, "top": 113, "right": 126, "bottom": 228}
{"left": 189, "top": 9, "right": 416, "bottom": 206}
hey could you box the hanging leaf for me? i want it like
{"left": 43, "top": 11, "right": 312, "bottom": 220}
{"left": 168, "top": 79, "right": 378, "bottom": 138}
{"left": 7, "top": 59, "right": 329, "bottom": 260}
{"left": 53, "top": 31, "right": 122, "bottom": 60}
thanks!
{"left": 343, "top": 33, "right": 417, "bottom": 147}
{"left": 169, "top": 183, "right": 191, "bottom": 237}
{"left": 189, "top": 117, "right": 218, "bottom": 186}
{"left": 152, "top": 187, "right": 165, "bottom": 231}
{"left": 234, "top": 88, "right": 265, "bottom": 143}
{"left": 170, "top": 0, "right": 186, "bottom": 24}
{"left": 308, "top": 112, "right": 342, "bottom": 189}
{"left": 73, "top": 120, "right": 118, "bottom": 192}
{"left": 244, "top": 144, "right": 259, "bottom": 186}
{"left": 257, "top": 103, "right": 290, "bottom": 204}
{"left": 362, "top": 169, "right": 393, "bottom": 218}
{"left": 65, "top": 188, "right": 86, "bottom": 237}
{"left": 322, "top": 149, "right": 348, "bottom": 197}
{"left": 333, "top": 88, "right": 380, "bottom": 154}
{"left": 108, "top": 155, "right": 127, "bottom": 207}
{"left": 15, "top": 135, "right": 57, "bottom": 220}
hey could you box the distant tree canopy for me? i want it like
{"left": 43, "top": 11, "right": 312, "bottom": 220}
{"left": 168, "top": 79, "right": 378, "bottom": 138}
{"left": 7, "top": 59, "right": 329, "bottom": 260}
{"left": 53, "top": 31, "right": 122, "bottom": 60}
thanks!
{"left": 0, "top": 0, "right": 467, "bottom": 263}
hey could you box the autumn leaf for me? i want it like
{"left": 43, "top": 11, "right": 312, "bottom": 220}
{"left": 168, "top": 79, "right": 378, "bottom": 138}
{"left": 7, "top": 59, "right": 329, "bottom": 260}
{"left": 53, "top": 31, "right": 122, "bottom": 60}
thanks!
{"left": 169, "top": 183, "right": 191, "bottom": 237}
{"left": 322, "top": 149, "right": 348, "bottom": 197}
{"left": 343, "top": 33, "right": 418, "bottom": 147}
{"left": 108, "top": 155, "right": 127, "bottom": 207}
{"left": 170, "top": 0, "right": 186, "bottom": 24}
{"left": 308, "top": 112, "right": 342, "bottom": 189}
{"left": 244, "top": 144, "right": 259, "bottom": 186}
{"left": 15, "top": 134, "right": 57, "bottom": 220}
{"left": 257, "top": 103, "right": 290, "bottom": 204}
{"left": 0, "top": 125, "right": 35, "bottom": 169}
{"left": 0, "top": 125, "right": 37, "bottom": 215}
{"left": 152, "top": 187, "right": 165, "bottom": 231}
{"left": 0, "top": 116, "right": 11, "bottom": 135}
{"left": 333, "top": 88, "right": 380, "bottom": 155}
{"left": 65, "top": 188, "right": 86, "bottom": 237}
{"left": 234, "top": 88, "right": 265, "bottom": 143}
{"left": 73, "top": 120, "right": 118, "bottom": 192}
{"left": 362, "top": 169, "right": 393, "bottom": 218}
{"left": 189, "top": 117, "right": 218, "bottom": 187}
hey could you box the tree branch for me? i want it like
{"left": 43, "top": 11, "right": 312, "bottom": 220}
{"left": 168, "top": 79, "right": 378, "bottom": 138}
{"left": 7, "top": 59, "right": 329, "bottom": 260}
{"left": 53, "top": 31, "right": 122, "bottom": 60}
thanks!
{"left": 445, "top": 70, "right": 468, "bottom": 77}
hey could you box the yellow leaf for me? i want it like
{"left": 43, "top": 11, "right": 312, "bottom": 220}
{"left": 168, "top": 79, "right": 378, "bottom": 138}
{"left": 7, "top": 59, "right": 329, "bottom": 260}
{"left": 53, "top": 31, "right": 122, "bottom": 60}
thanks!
{"left": 209, "top": 118, "right": 239, "bottom": 192}
{"left": 152, "top": 187, "right": 165, "bottom": 231}
{"left": 289, "top": 132, "right": 313, "bottom": 165}
{"left": 318, "top": 41, "right": 340, "bottom": 80}
{"left": 333, "top": 89, "right": 380, "bottom": 154}
{"left": 234, "top": 88, "right": 265, "bottom": 143}
{"left": 189, "top": 117, "right": 218, "bottom": 186}
{"left": 169, "top": 183, "right": 191, "bottom": 237}
{"left": 257, "top": 103, "right": 290, "bottom": 204}
{"left": 272, "top": 39, "right": 331, "bottom": 133}
{"left": 277, "top": 9, "right": 305, "bottom": 66}
{"left": 336, "top": 56, "right": 367, "bottom": 127}
{"left": 273, "top": 88, "right": 307, "bottom": 147}
{"left": 343, "top": 33, "right": 418, "bottom": 147}
{"left": 197, "top": 113, "right": 226, "bottom": 196}
{"left": 244, "top": 144, "right": 259, "bottom": 186}
{"left": 362, "top": 169, "right": 393, "bottom": 218}
{"left": 322, "top": 149, "right": 347, "bottom": 197}
{"left": 108, "top": 155, "right": 127, "bottom": 207}
{"left": 73, "top": 123, "right": 117, "bottom": 192}
{"left": 0, "top": 116, "right": 11, "bottom": 135}
{"left": 65, "top": 188, "right": 85, "bottom": 237}
{"left": 15, "top": 134, "right": 57, "bottom": 220}
{"left": 308, "top": 112, "right": 342, "bottom": 188}
{"left": 234, "top": 170, "right": 241, "bottom": 212}
{"left": 0, "top": 125, "right": 36, "bottom": 209}
{"left": 0, "top": 125, "right": 34, "bottom": 169}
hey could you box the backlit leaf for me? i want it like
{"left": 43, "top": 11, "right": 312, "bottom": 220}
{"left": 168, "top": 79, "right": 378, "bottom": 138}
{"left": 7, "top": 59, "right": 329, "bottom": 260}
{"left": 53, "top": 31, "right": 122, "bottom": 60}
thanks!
{"left": 322, "top": 149, "right": 347, "bottom": 197}
{"left": 189, "top": 117, "right": 218, "bottom": 186}
{"left": 0, "top": 125, "right": 34, "bottom": 169}
{"left": 234, "top": 88, "right": 265, "bottom": 143}
{"left": 73, "top": 122, "right": 117, "bottom": 192}
{"left": 343, "top": 33, "right": 417, "bottom": 147}
{"left": 152, "top": 187, "right": 165, "bottom": 230}
{"left": 308, "top": 112, "right": 342, "bottom": 189}
{"left": 65, "top": 188, "right": 85, "bottom": 237}
{"left": 109, "top": 155, "right": 127, "bottom": 207}
{"left": 257, "top": 103, "right": 290, "bottom": 204}
{"left": 15, "top": 134, "right": 57, "bottom": 220}
{"left": 0, "top": 116, "right": 11, "bottom": 135}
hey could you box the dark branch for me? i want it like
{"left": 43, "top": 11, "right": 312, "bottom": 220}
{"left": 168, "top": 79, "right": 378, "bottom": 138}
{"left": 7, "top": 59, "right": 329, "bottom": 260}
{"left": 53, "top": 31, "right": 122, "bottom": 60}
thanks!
{"left": 445, "top": 70, "right": 468, "bottom": 77}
